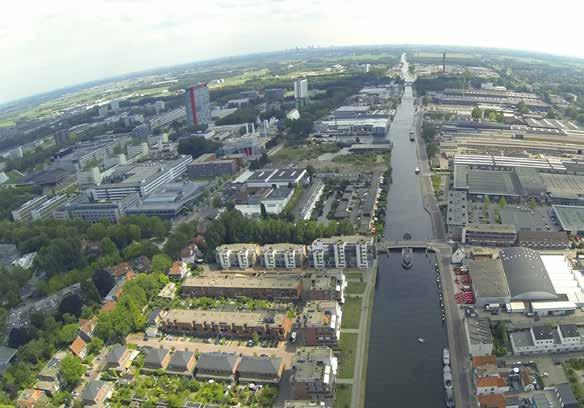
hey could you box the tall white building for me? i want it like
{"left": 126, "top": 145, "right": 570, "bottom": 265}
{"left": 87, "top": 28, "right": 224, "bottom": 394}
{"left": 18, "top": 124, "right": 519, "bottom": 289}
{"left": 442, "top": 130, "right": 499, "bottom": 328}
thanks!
{"left": 294, "top": 79, "right": 309, "bottom": 99}
{"left": 309, "top": 236, "right": 372, "bottom": 269}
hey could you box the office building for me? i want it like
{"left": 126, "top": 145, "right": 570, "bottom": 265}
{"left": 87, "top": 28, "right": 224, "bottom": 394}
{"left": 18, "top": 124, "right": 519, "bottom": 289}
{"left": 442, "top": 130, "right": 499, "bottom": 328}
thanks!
{"left": 181, "top": 275, "right": 302, "bottom": 301}
{"left": 264, "top": 88, "right": 285, "bottom": 100}
{"left": 215, "top": 243, "right": 260, "bottom": 269}
{"left": 161, "top": 309, "right": 293, "bottom": 340}
{"left": 184, "top": 83, "right": 211, "bottom": 126}
{"left": 298, "top": 301, "right": 342, "bottom": 347}
{"left": 125, "top": 182, "right": 208, "bottom": 219}
{"left": 260, "top": 243, "right": 307, "bottom": 269}
{"left": 12, "top": 196, "right": 50, "bottom": 222}
{"left": 221, "top": 135, "right": 262, "bottom": 157}
{"left": 188, "top": 153, "right": 238, "bottom": 178}
{"left": 308, "top": 235, "right": 372, "bottom": 269}
{"left": 294, "top": 78, "right": 309, "bottom": 99}
{"left": 59, "top": 193, "right": 139, "bottom": 223}
{"left": 30, "top": 195, "right": 68, "bottom": 221}
{"left": 110, "top": 100, "right": 120, "bottom": 112}
{"left": 235, "top": 168, "right": 309, "bottom": 188}
{"left": 510, "top": 324, "right": 584, "bottom": 355}
{"left": 234, "top": 187, "right": 294, "bottom": 217}
{"left": 291, "top": 347, "right": 337, "bottom": 401}
{"left": 91, "top": 156, "right": 191, "bottom": 200}
{"left": 462, "top": 224, "right": 517, "bottom": 246}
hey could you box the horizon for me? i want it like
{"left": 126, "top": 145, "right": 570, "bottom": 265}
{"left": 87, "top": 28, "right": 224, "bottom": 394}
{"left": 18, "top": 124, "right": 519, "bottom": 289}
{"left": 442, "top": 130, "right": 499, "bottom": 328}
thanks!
{"left": 3, "top": 0, "right": 584, "bottom": 104}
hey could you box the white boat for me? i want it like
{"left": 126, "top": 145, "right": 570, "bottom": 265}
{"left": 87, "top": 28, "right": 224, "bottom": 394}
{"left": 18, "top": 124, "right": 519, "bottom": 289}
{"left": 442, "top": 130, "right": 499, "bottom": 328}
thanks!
{"left": 443, "top": 370, "right": 453, "bottom": 390}
{"left": 443, "top": 348, "right": 450, "bottom": 366}
{"left": 417, "top": 337, "right": 425, "bottom": 343}
{"left": 443, "top": 365, "right": 451, "bottom": 375}
{"left": 445, "top": 389, "right": 454, "bottom": 407}
{"left": 415, "top": 167, "right": 420, "bottom": 174}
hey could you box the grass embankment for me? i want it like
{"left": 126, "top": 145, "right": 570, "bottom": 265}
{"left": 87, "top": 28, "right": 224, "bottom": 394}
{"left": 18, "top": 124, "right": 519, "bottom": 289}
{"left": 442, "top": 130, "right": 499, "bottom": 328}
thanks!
{"left": 341, "top": 297, "right": 362, "bottom": 329}
{"left": 338, "top": 333, "right": 358, "bottom": 378}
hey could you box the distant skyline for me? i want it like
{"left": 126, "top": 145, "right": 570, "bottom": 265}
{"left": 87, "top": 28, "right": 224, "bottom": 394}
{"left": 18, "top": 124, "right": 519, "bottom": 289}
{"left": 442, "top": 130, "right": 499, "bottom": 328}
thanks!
{"left": 2, "top": 0, "right": 584, "bottom": 104}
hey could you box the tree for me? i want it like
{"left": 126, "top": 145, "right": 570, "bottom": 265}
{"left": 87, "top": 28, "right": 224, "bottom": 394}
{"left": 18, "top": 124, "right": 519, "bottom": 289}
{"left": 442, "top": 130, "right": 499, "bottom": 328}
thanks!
{"left": 517, "top": 101, "right": 529, "bottom": 114}
{"left": 152, "top": 254, "right": 172, "bottom": 274}
{"left": 59, "top": 294, "right": 83, "bottom": 318}
{"left": 498, "top": 197, "right": 507, "bottom": 208}
{"left": 177, "top": 136, "right": 221, "bottom": 159}
{"left": 471, "top": 106, "right": 482, "bottom": 121}
{"left": 483, "top": 195, "right": 491, "bottom": 208}
{"left": 251, "top": 332, "right": 260, "bottom": 345}
{"left": 528, "top": 197, "right": 537, "bottom": 210}
{"left": 60, "top": 355, "right": 86, "bottom": 388}
{"left": 92, "top": 268, "right": 115, "bottom": 298}
{"left": 260, "top": 203, "right": 268, "bottom": 220}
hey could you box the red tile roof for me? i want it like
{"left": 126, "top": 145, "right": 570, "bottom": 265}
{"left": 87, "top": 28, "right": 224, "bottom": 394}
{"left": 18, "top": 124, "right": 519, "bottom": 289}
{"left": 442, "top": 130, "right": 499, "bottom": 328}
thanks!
{"left": 472, "top": 355, "right": 497, "bottom": 368}
{"left": 110, "top": 262, "right": 133, "bottom": 278}
{"left": 477, "top": 376, "right": 506, "bottom": 388}
{"left": 69, "top": 336, "right": 87, "bottom": 357}
{"left": 478, "top": 394, "right": 505, "bottom": 408}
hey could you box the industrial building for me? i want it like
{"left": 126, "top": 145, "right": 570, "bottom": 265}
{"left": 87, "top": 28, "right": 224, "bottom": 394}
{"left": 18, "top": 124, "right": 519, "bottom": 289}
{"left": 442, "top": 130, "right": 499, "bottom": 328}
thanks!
{"left": 235, "top": 168, "right": 309, "bottom": 188}
{"left": 91, "top": 156, "right": 191, "bottom": 200}
{"left": 510, "top": 324, "right": 584, "bottom": 355}
{"left": 468, "top": 259, "right": 511, "bottom": 307}
{"left": 465, "top": 318, "right": 494, "bottom": 357}
{"left": 184, "top": 83, "right": 211, "bottom": 126}
{"left": 446, "top": 190, "right": 468, "bottom": 236}
{"left": 316, "top": 117, "right": 389, "bottom": 138}
{"left": 234, "top": 187, "right": 294, "bottom": 217}
{"left": 308, "top": 235, "right": 372, "bottom": 269}
{"left": 160, "top": 309, "right": 292, "bottom": 340}
{"left": 181, "top": 275, "right": 302, "bottom": 301}
{"left": 553, "top": 205, "right": 584, "bottom": 235}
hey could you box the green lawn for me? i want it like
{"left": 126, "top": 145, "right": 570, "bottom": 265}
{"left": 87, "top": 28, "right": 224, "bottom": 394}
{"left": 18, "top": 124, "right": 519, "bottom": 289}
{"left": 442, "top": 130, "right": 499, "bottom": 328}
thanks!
{"left": 345, "top": 271, "right": 364, "bottom": 280}
{"left": 334, "top": 384, "right": 353, "bottom": 408}
{"left": 338, "top": 333, "right": 358, "bottom": 378}
{"left": 341, "top": 297, "right": 362, "bottom": 329}
{"left": 271, "top": 144, "right": 340, "bottom": 164}
{"left": 346, "top": 281, "right": 366, "bottom": 295}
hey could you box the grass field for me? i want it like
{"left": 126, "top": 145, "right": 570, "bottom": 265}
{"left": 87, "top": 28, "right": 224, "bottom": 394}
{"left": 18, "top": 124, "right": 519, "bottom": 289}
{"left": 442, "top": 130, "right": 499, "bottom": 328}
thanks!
{"left": 338, "top": 332, "right": 358, "bottom": 378}
{"left": 346, "top": 281, "right": 366, "bottom": 295}
{"left": 271, "top": 144, "right": 340, "bottom": 164}
{"left": 341, "top": 297, "right": 362, "bottom": 329}
{"left": 334, "top": 384, "right": 353, "bottom": 408}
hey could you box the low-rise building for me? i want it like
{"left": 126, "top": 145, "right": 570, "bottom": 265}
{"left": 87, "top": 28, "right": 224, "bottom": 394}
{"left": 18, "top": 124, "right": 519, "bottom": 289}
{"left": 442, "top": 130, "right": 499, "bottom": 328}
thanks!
{"left": 510, "top": 324, "right": 584, "bottom": 355}
{"left": 476, "top": 375, "right": 509, "bottom": 395}
{"left": 308, "top": 235, "right": 372, "bottom": 269}
{"left": 195, "top": 352, "right": 238, "bottom": 381}
{"left": 462, "top": 224, "right": 517, "bottom": 246}
{"left": 81, "top": 380, "right": 114, "bottom": 406}
{"left": 517, "top": 231, "right": 570, "bottom": 250}
{"left": 297, "top": 301, "right": 342, "bottom": 347}
{"left": 167, "top": 350, "right": 196, "bottom": 376}
{"left": 69, "top": 335, "right": 88, "bottom": 359}
{"left": 105, "top": 345, "right": 136, "bottom": 372}
{"left": 16, "top": 389, "right": 50, "bottom": 408}
{"left": 302, "top": 273, "right": 346, "bottom": 303}
{"left": 168, "top": 261, "right": 188, "bottom": 280}
{"left": 142, "top": 348, "right": 171, "bottom": 371}
{"left": 182, "top": 275, "right": 302, "bottom": 301}
{"left": 215, "top": 243, "right": 260, "bottom": 269}
{"left": 237, "top": 356, "right": 284, "bottom": 384}
{"left": 161, "top": 309, "right": 292, "bottom": 340}
{"left": 465, "top": 318, "right": 494, "bottom": 357}
{"left": 0, "top": 346, "right": 17, "bottom": 376}
{"left": 260, "top": 243, "right": 307, "bottom": 269}
{"left": 556, "top": 383, "right": 579, "bottom": 408}
{"left": 291, "top": 347, "right": 337, "bottom": 401}
{"left": 188, "top": 153, "right": 238, "bottom": 178}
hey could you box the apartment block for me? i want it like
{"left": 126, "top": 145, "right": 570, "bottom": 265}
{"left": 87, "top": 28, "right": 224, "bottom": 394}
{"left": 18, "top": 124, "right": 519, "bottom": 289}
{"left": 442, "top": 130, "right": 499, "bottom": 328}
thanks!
{"left": 260, "top": 243, "right": 307, "bottom": 269}
{"left": 160, "top": 309, "right": 292, "bottom": 340}
{"left": 291, "top": 347, "right": 338, "bottom": 401}
{"left": 308, "top": 236, "right": 372, "bottom": 269}
{"left": 462, "top": 224, "right": 517, "bottom": 247}
{"left": 302, "top": 273, "right": 346, "bottom": 303}
{"left": 181, "top": 275, "right": 302, "bottom": 301}
{"left": 215, "top": 243, "right": 260, "bottom": 269}
{"left": 297, "top": 301, "right": 342, "bottom": 347}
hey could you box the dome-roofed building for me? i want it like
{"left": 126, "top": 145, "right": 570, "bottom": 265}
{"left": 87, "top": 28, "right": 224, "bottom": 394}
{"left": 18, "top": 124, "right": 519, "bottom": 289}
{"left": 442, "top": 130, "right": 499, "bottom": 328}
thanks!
{"left": 500, "top": 247, "right": 558, "bottom": 301}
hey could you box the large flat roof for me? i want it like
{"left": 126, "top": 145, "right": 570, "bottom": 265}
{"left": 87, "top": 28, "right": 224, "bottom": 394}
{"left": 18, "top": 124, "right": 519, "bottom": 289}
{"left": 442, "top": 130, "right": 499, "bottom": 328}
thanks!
{"left": 163, "top": 309, "right": 288, "bottom": 327}
{"left": 468, "top": 259, "right": 510, "bottom": 300}
{"left": 183, "top": 275, "right": 300, "bottom": 290}
{"left": 500, "top": 247, "right": 557, "bottom": 301}
{"left": 467, "top": 170, "right": 521, "bottom": 196}
{"left": 553, "top": 205, "right": 584, "bottom": 233}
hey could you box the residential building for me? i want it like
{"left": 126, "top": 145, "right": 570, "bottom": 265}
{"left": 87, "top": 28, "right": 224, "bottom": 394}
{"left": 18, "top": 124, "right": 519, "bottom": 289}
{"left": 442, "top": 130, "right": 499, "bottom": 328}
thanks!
{"left": 180, "top": 243, "right": 200, "bottom": 264}
{"left": 298, "top": 301, "right": 342, "bottom": 347}
{"left": 160, "top": 309, "right": 292, "bottom": 340}
{"left": 195, "top": 352, "right": 238, "bottom": 381}
{"left": 477, "top": 394, "right": 505, "bottom": 408}
{"left": 291, "top": 347, "right": 337, "bottom": 401}
{"left": 260, "top": 243, "right": 307, "bottom": 269}
{"left": 285, "top": 402, "right": 330, "bottom": 408}
{"left": 215, "top": 243, "right": 260, "bottom": 269}
{"left": 35, "top": 351, "right": 66, "bottom": 396}
{"left": 142, "top": 348, "right": 171, "bottom": 371}
{"left": 181, "top": 275, "right": 302, "bottom": 301}
{"left": 476, "top": 375, "right": 509, "bottom": 395}
{"left": 167, "top": 351, "right": 196, "bottom": 376}
{"left": 302, "top": 273, "right": 346, "bottom": 303}
{"left": 168, "top": 261, "right": 188, "bottom": 280}
{"left": 12, "top": 195, "right": 50, "bottom": 222}
{"left": 16, "top": 389, "right": 50, "bottom": 408}
{"left": 462, "top": 224, "right": 517, "bottom": 246}
{"left": 184, "top": 83, "right": 211, "bottom": 126}
{"left": 148, "top": 107, "right": 186, "bottom": 129}
{"left": 237, "top": 356, "right": 284, "bottom": 384}
{"left": 308, "top": 235, "right": 372, "bottom": 269}
{"left": 264, "top": 88, "right": 285, "bottom": 100}
{"left": 81, "top": 380, "right": 114, "bottom": 406}
{"left": 294, "top": 78, "right": 309, "bottom": 99}
{"left": 510, "top": 324, "right": 584, "bottom": 355}
{"left": 105, "top": 345, "right": 136, "bottom": 372}
{"left": 78, "top": 316, "right": 98, "bottom": 342}
{"left": 109, "top": 262, "right": 134, "bottom": 280}
{"left": 188, "top": 153, "right": 238, "bottom": 178}
{"left": 69, "top": 335, "right": 88, "bottom": 359}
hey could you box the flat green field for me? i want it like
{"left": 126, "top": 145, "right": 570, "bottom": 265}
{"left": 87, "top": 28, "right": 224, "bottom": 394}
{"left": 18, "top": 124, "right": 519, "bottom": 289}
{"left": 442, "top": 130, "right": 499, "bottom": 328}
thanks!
{"left": 334, "top": 384, "right": 353, "bottom": 408}
{"left": 346, "top": 281, "right": 366, "bottom": 294}
{"left": 338, "top": 332, "right": 358, "bottom": 378}
{"left": 341, "top": 297, "right": 362, "bottom": 329}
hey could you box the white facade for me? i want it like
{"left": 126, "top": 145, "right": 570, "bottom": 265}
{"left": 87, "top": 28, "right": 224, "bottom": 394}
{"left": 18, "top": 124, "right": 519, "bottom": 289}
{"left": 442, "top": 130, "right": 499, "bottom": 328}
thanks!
{"left": 216, "top": 244, "right": 259, "bottom": 269}
{"left": 309, "top": 236, "right": 371, "bottom": 269}
{"left": 510, "top": 325, "right": 584, "bottom": 355}
{"left": 294, "top": 79, "right": 308, "bottom": 99}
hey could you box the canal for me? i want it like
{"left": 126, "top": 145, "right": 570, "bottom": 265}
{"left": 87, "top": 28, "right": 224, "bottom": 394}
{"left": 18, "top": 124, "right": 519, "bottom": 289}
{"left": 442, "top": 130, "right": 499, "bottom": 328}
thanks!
{"left": 364, "top": 84, "right": 448, "bottom": 407}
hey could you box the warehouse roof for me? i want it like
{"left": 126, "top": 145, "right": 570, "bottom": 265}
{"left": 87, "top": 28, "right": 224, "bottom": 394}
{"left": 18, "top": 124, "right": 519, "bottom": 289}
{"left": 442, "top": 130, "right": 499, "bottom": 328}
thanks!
{"left": 500, "top": 247, "right": 557, "bottom": 301}
{"left": 468, "top": 259, "right": 510, "bottom": 300}
{"left": 553, "top": 205, "right": 584, "bottom": 233}
{"left": 467, "top": 170, "right": 521, "bottom": 196}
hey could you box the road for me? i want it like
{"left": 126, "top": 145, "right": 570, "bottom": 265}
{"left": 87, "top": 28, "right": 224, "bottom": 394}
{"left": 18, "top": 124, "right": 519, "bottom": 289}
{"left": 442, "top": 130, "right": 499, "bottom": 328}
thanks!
{"left": 349, "top": 259, "right": 377, "bottom": 408}
{"left": 413, "top": 104, "right": 475, "bottom": 407}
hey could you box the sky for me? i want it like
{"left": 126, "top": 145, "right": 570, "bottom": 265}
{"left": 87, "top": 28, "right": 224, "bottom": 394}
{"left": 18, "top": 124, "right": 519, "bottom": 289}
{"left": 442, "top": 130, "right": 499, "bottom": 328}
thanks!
{"left": 2, "top": 0, "right": 584, "bottom": 104}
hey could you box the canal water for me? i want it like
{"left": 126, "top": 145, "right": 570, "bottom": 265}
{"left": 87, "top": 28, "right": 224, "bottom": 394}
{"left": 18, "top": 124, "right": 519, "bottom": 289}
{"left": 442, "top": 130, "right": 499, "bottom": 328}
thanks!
{"left": 364, "top": 86, "right": 447, "bottom": 407}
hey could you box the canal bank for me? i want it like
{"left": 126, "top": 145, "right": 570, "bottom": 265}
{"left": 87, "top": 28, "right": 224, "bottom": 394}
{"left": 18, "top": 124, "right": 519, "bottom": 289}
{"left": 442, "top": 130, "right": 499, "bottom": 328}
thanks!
{"left": 364, "top": 84, "right": 448, "bottom": 407}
